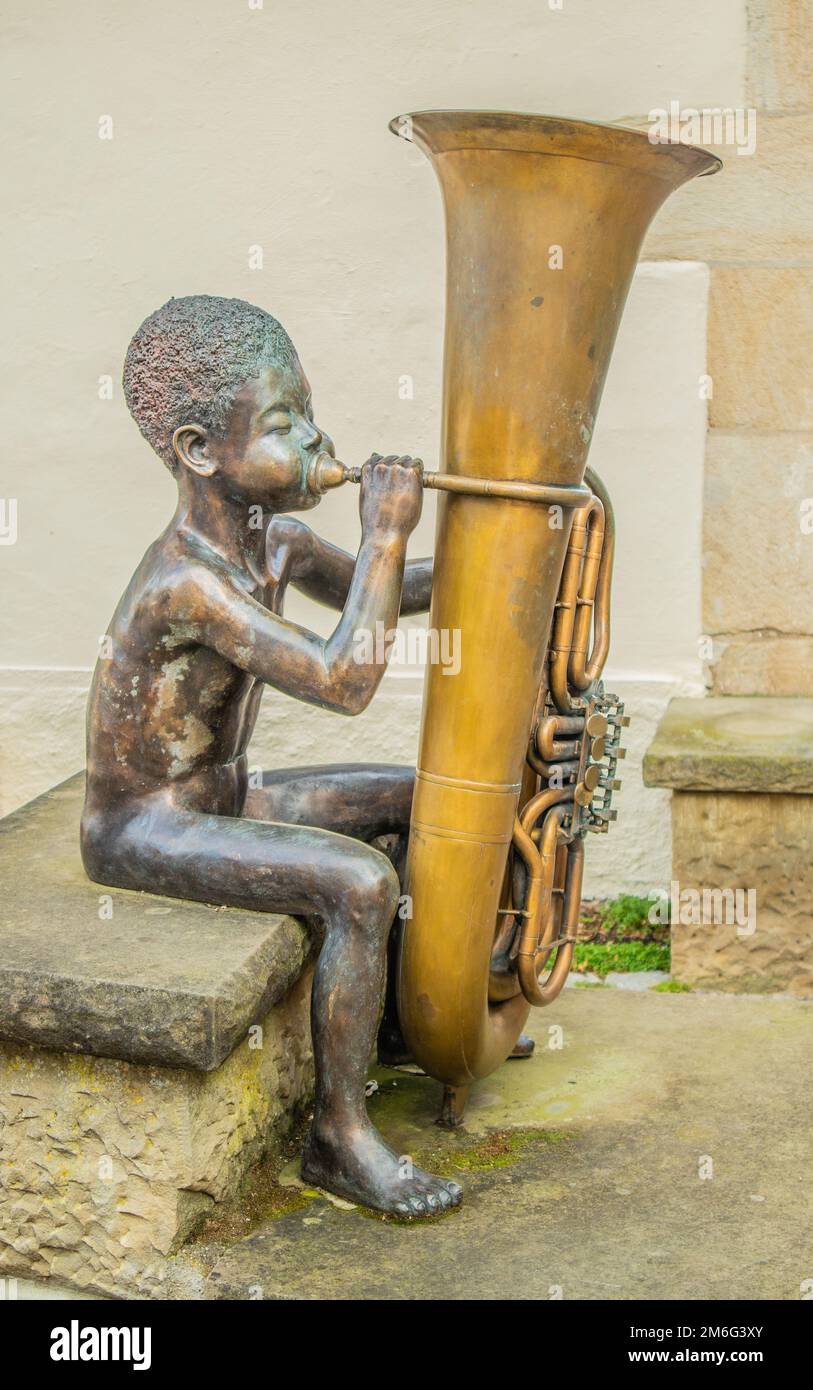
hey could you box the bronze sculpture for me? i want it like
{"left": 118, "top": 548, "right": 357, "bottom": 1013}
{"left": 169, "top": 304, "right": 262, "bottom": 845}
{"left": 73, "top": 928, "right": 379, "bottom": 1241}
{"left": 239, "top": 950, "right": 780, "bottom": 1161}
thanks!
{"left": 83, "top": 111, "right": 719, "bottom": 1215}
{"left": 82, "top": 294, "right": 461, "bottom": 1216}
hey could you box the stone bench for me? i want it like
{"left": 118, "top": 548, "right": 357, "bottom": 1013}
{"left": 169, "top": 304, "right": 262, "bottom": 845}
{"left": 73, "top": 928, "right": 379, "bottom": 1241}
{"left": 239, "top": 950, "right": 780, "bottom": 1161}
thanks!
{"left": 643, "top": 696, "right": 813, "bottom": 997}
{"left": 0, "top": 774, "right": 314, "bottom": 1298}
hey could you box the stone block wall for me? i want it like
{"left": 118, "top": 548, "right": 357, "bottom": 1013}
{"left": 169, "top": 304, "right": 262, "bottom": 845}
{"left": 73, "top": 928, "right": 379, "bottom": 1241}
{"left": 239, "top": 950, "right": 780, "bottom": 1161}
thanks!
{"left": 644, "top": 696, "right": 813, "bottom": 994}
{"left": 639, "top": 0, "right": 813, "bottom": 696}
{"left": 671, "top": 791, "right": 813, "bottom": 995}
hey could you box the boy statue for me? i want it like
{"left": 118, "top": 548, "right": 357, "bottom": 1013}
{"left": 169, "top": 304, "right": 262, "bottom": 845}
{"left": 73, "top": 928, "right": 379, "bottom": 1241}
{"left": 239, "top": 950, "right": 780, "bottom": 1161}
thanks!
{"left": 81, "top": 294, "right": 461, "bottom": 1218}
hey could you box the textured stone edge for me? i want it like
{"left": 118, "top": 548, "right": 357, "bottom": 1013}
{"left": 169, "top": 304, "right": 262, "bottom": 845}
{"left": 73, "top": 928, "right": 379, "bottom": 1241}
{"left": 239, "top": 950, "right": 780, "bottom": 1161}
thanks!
{"left": 643, "top": 748, "right": 813, "bottom": 794}
{"left": 0, "top": 916, "right": 311, "bottom": 1072}
{"left": 643, "top": 697, "right": 813, "bottom": 793}
{"left": 668, "top": 791, "right": 813, "bottom": 997}
{"left": 0, "top": 963, "right": 315, "bottom": 1299}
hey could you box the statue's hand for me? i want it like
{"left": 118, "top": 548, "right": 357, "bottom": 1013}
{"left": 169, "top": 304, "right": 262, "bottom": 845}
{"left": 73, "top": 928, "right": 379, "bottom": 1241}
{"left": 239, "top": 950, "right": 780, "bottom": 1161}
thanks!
{"left": 359, "top": 454, "right": 423, "bottom": 540}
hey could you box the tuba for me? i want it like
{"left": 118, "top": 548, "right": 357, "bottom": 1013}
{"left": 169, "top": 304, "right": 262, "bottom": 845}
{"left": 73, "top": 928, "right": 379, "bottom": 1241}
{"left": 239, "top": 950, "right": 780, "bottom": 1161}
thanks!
{"left": 311, "top": 112, "right": 719, "bottom": 1124}
{"left": 386, "top": 111, "right": 720, "bottom": 1125}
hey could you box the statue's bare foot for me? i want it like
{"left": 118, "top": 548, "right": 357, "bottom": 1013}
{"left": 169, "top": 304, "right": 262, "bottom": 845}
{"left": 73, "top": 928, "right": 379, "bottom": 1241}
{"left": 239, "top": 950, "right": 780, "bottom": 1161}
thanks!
{"left": 302, "top": 1120, "right": 462, "bottom": 1218}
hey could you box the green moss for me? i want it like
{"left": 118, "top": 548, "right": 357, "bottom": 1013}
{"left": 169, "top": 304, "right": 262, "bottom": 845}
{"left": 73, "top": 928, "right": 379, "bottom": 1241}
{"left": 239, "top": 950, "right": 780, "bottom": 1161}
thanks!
{"left": 653, "top": 979, "right": 692, "bottom": 993}
{"left": 358, "top": 1125, "right": 573, "bottom": 1225}
{"left": 433, "top": 1125, "right": 570, "bottom": 1173}
{"left": 185, "top": 1113, "right": 312, "bottom": 1247}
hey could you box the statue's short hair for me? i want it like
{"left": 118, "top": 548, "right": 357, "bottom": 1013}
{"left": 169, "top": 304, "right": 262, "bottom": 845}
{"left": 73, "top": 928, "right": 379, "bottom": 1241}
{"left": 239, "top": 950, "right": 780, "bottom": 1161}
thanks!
{"left": 123, "top": 295, "right": 297, "bottom": 471}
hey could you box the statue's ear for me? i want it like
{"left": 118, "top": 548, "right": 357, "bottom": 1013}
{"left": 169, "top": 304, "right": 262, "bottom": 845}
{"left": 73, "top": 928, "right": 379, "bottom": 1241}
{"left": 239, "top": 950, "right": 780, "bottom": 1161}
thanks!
{"left": 172, "top": 424, "right": 218, "bottom": 477}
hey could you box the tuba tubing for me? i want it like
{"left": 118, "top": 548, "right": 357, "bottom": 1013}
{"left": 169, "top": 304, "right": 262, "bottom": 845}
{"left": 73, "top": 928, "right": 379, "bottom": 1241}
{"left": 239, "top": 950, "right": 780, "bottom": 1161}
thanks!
{"left": 306, "top": 452, "right": 593, "bottom": 510}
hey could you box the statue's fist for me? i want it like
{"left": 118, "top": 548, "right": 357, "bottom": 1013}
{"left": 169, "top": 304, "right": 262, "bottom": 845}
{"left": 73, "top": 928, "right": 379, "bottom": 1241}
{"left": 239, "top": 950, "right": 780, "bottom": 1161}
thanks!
{"left": 359, "top": 454, "right": 424, "bottom": 538}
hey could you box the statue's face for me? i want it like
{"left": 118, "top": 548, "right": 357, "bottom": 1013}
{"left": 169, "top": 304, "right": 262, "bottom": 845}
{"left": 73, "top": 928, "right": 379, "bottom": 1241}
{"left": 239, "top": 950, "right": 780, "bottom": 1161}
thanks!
{"left": 211, "top": 359, "right": 333, "bottom": 510}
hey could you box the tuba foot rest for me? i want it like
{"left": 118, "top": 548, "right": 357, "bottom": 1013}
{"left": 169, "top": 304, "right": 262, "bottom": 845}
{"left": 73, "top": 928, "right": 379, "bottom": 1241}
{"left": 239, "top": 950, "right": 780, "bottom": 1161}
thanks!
{"left": 437, "top": 1083, "right": 471, "bottom": 1129}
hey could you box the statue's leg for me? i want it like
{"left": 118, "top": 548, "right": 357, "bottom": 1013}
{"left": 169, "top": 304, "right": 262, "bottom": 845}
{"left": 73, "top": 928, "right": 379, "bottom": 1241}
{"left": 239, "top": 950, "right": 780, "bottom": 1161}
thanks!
{"left": 83, "top": 799, "right": 461, "bottom": 1218}
{"left": 242, "top": 761, "right": 414, "bottom": 839}
{"left": 244, "top": 763, "right": 414, "bottom": 1063}
{"left": 244, "top": 763, "right": 534, "bottom": 1064}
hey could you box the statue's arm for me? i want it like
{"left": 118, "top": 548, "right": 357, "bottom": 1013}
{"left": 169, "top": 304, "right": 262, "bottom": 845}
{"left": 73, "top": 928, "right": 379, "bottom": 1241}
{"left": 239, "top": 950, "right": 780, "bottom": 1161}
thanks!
{"left": 401, "top": 557, "right": 433, "bottom": 615}
{"left": 206, "top": 457, "right": 422, "bottom": 713}
{"left": 268, "top": 517, "right": 432, "bottom": 615}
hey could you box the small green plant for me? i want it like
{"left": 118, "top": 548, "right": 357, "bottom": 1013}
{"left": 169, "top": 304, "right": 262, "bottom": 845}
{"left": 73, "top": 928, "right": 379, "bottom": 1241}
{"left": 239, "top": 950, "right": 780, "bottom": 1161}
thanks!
{"left": 579, "top": 892, "right": 668, "bottom": 943}
{"left": 601, "top": 892, "right": 666, "bottom": 934}
{"left": 652, "top": 978, "right": 692, "bottom": 993}
{"left": 572, "top": 939, "right": 670, "bottom": 977}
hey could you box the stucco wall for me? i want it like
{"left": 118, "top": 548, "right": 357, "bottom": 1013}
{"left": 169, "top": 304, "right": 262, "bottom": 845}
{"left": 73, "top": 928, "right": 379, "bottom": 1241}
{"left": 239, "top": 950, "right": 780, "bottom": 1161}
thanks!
{"left": 0, "top": 0, "right": 750, "bottom": 894}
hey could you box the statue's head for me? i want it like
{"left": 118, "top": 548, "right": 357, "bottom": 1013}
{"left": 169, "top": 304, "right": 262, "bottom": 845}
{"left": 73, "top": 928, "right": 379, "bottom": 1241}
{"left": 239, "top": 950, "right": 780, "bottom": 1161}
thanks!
{"left": 123, "top": 294, "right": 332, "bottom": 510}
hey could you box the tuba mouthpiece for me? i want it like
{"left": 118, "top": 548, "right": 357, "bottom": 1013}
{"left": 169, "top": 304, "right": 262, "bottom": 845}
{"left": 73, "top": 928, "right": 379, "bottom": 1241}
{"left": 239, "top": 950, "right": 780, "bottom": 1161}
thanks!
{"left": 306, "top": 452, "right": 351, "bottom": 495}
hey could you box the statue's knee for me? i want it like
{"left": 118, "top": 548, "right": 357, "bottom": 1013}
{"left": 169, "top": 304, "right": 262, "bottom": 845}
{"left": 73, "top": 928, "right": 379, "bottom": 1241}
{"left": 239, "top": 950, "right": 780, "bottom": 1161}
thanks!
{"left": 80, "top": 803, "right": 147, "bottom": 889}
{"left": 332, "top": 849, "right": 400, "bottom": 929}
{"left": 80, "top": 809, "right": 115, "bottom": 882}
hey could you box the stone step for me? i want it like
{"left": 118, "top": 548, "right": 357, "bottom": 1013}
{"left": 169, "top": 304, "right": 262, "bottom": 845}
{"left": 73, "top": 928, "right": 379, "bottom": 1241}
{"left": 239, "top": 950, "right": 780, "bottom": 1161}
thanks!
{"left": 0, "top": 773, "right": 310, "bottom": 1070}
{"left": 643, "top": 696, "right": 813, "bottom": 794}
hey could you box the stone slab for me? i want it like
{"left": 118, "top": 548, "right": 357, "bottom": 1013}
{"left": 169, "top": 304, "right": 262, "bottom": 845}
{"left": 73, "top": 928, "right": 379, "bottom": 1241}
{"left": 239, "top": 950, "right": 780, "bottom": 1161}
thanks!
{"left": 0, "top": 774, "right": 311, "bottom": 1069}
{"left": 643, "top": 696, "right": 813, "bottom": 792}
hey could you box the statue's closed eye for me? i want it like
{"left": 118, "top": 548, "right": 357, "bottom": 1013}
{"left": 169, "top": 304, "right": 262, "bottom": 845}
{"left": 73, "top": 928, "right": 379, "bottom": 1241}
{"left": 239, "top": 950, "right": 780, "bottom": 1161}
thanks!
{"left": 264, "top": 411, "right": 293, "bottom": 434}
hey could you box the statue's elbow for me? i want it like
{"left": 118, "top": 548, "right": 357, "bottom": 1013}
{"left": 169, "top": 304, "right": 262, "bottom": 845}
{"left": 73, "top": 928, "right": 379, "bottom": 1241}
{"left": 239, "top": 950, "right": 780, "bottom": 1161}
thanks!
{"left": 317, "top": 675, "right": 370, "bottom": 717}
{"left": 320, "top": 650, "right": 378, "bottom": 715}
{"left": 339, "top": 685, "right": 372, "bottom": 717}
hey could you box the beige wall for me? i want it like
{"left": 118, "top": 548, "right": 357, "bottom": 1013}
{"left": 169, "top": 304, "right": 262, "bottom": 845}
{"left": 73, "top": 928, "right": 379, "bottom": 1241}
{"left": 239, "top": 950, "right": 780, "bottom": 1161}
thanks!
{"left": 1, "top": 0, "right": 753, "bottom": 894}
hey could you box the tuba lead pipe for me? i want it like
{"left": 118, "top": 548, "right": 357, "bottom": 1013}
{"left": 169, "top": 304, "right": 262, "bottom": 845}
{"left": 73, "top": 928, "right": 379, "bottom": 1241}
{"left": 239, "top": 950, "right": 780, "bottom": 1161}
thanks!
{"left": 306, "top": 452, "right": 593, "bottom": 509}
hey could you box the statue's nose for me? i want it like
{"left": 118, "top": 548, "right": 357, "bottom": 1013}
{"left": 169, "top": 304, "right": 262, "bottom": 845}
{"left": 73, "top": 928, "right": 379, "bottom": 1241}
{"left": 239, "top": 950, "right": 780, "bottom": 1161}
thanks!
{"left": 316, "top": 424, "right": 336, "bottom": 456}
